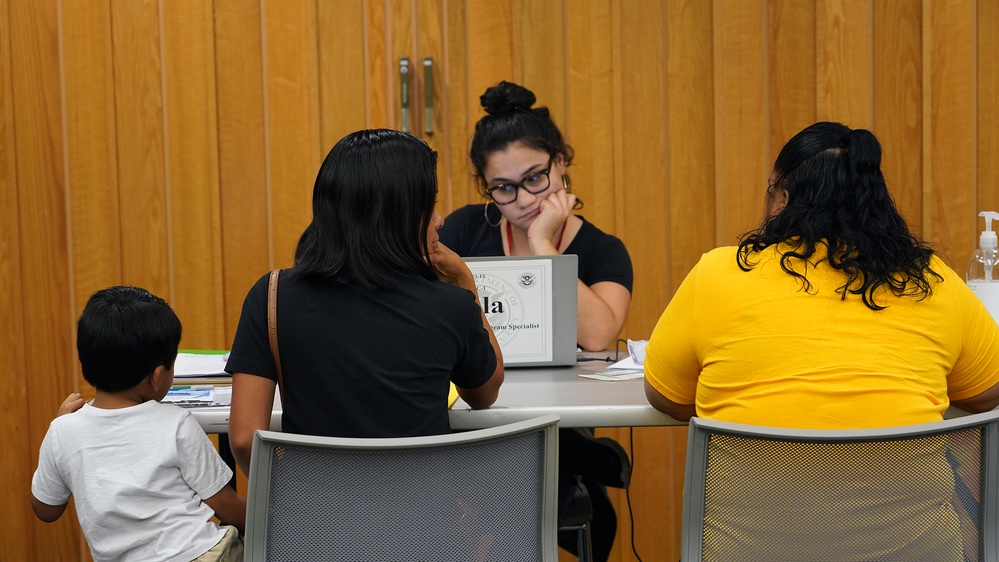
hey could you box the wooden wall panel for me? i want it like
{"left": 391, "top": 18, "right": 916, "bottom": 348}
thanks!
{"left": 441, "top": 0, "right": 475, "bottom": 210}
{"left": 873, "top": 0, "right": 922, "bottom": 235}
{"left": 112, "top": 0, "right": 169, "bottom": 295}
{"left": 9, "top": 0, "right": 79, "bottom": 558}
{"left": 365, "top": 0, "right": 390, "bottom": 127}
{"left": 816, "top": 0, "right": 873, "bottom": 126}
{"left": 466, "top": 0, "right": 514, "bottom": 113}
{"left": 5, "top": 2, "right": 999, "bottom": 560}
{"left": 388, "top": 0, "right": 414, "bottom": 132}
{"left": 667, "top": 0, "right": 716, "bottom": 288}
{"left": 925, "top": 0, "right": 976, "bottom": 269}
{"left": 979, "top": 1, "right": 999, "bottom": 214}
{"left": 317, "top": 0, "right": 367, "bottom": 150}
{"left": 713, "top": 0, "right": 768, "bottom": 244}
{"left": 416, "top": 0, "right": 444, "bottom": 156}
{"left": 261, "top": 1, "right": 320, "bottom": 268}
{"left": 513, "top": 0, "right": 565, "bottom": 129}
{"left": 768, "top": 0, "right": 816, "bottom": 163}
{"left": 215, "top": 0, "right": 269, "bottom": 343}
{"left": 566, "top": 0, "right": 616, "bottom": 239}
{"left": 613, "top": 5, "right": 670, "bottom": 560}
{"left": 0, "top": 0, "right": 33, "bottom": 557}
{"left": 163, "top": 0, "right": 225, "bottom": 349}
{"left": 62, "top": 0, "right": 120, "bottom": 324}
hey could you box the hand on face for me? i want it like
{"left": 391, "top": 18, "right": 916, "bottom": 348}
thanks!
{"left": 526, "top": 183, "right": 576, "bottom": 244}
{"left": 430, "top": 241, "right": 470, "bottom": 285}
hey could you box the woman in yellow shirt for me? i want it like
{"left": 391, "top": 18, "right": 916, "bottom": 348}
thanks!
{"left": 644, "top": 121, "right": 999, "bottom": 561}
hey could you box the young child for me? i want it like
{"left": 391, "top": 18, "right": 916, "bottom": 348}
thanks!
{"left": 30, "top": 286, "right": 245, "bottom": 562}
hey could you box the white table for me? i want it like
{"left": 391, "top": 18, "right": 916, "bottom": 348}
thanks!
{"left": 190, "top": 352, "right": 683, "bottom": 433}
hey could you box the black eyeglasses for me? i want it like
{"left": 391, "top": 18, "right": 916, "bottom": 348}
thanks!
{"left": 485, "top": 160, "right": 553, "bottom": 205}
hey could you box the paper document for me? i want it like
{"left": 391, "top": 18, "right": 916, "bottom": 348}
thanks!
{"left": 579, "top": 370, "right": 644, "bottom": 382}
{"left": 608, "top": 357, "right": 643, "bottom": 370}
{"left": 174, "top": 351, "right": 230, "bottom": 378}
{"left": 164, "top": 385, "right": 232, "bottom": 407}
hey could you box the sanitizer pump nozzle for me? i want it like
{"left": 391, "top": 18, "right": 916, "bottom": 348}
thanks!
{"left": 978, "top": 211, "right": 999, "bottom": 282}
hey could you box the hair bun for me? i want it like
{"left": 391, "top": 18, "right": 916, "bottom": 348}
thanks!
{"left": 480, "top": 81, "right": 536, "bottom": 115}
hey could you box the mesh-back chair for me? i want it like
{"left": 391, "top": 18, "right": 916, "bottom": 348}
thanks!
{"left": 245, "top": 414, "right": 560, "bottom": 562}
{"left": 681, "top": 411, "right": 999, "bottom": 562}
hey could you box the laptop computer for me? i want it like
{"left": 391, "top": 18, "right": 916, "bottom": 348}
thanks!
{"left": 463, "top": 255, "right": 578, "bottom": 367}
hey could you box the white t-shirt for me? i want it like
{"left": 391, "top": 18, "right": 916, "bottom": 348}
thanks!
{"left": 31, "top": 400, "right": 233, "bottom": 562}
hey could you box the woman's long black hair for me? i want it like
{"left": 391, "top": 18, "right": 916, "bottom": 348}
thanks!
{"left": 737, "top": 121, "right": 940, "bottom": 310}
{"left": 294, "top": 129, "right": 439, "bottom": 289}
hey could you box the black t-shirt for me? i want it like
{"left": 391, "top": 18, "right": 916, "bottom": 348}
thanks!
{"left": 439, "top": 204, "right": 634, "bottom": 293}
{"left": 226, "top": 269, "right": 496, "bottom": 438}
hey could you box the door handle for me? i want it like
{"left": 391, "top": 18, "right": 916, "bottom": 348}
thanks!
{"left": 423, "top": 57, "right": 433, "bottom": 136}
{"left": 399, "top": 57, "right": 410, "bottom": 133}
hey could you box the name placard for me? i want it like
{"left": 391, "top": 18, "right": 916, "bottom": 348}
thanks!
{"left": 465, "top": 255, "right": 578, "bottom": 367}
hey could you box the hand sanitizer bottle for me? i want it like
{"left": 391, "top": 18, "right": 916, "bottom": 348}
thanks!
{"left": 967, "top": 211, "right": 999, "bottom": 323}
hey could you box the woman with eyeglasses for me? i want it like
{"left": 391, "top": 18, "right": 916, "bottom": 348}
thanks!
{"left": 439, "top": 81, "right": 633, "bottom": 562}
{"left": 439, "top": 81, "right": 632, "bottom": 352}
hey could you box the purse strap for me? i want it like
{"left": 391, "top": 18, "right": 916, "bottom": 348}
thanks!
{"left": 267, "top": 269, "right": 285, "bottom": 407}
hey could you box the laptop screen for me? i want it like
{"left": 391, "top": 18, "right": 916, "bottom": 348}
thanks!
{"left": 463, "top": 255, "right": 578, "bottom": 367}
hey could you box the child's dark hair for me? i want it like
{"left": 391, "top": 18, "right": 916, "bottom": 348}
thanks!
{"left": 76, "top": 286, "right": 182, "bottom": 392}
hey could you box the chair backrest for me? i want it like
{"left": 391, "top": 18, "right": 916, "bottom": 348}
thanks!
{"left": 681, "top": 411, "right": 999, "bottom": 562}
{"left": 245, "top": 414, "right": 560, "bottom": 562}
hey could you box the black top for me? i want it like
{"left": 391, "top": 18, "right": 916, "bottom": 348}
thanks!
{"left": 226, "top": 270, "right": 496, "bottom": 438}
{"left": 439, "top": 204, "right": 634, "bottom": 292}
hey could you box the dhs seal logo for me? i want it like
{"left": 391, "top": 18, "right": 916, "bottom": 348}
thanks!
{"left": 519, "top": 273, "right": 536, "bottom": 288}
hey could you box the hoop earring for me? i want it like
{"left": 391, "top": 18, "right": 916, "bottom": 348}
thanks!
{"left": 562, "top": 174, "right": 571, "bottom": 192}
{"left": 484, "top": 200, "right": 501, "bottom": 228}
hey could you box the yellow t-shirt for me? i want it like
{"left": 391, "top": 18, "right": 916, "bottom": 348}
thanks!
{"left": 645, "top": 244, "right": 999, "bottom": 429}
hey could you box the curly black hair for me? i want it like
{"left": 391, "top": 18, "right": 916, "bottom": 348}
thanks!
{"left": 737, "top": 121, "right": 940, "bottom": 310}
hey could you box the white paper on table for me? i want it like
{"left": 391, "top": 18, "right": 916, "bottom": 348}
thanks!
{"left": 608, "top": 356, "right": 642, "bottom": 370}
{"left": 174, "top": 352, "right": 230, "bottom": 378}
{"left": 579, "top": 369, "right": 644, "bottom": 381}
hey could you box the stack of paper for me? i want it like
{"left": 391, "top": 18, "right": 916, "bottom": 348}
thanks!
{"left": 174, "top": 351, "right": 229, "bottom": 378}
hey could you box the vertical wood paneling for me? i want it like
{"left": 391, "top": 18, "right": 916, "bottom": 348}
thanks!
{"left": 667, "top": 0, "right": 716, "bottom": 288}
{"left": 441, "top": 0, "right": 474, "bottom": 211}
{"left": 5, "top": 3, "right": 999, "bottom": 560}
{"left": 62, "top": 0, "right": 120, "bottom": 323}
{"left": 365, "top": 0, "right": 390, "bottom": 127}
{"left": 466, "top": 0, "right": 513, "bottom": 109}
{"left": 816, "top": 0, "right": 873, "bottom": 126}
{"left": 873, "top": 0, "right": 922, "bottom": 235}
{"left": 9, "top": 0, "right": 79, "bottom": 558}
{"left": 925, "top": 0, "right": 976, "bottom": 268}
{"left": 388, "top": 0, "right": 414, "bottom": 132}
{"left": 713, "top": 0, "right": 767, "bottom": 244}
{"left": 566, "top": 0, "right": 616, "bottom": 238}
{"left": 317, "top": 0, "right": 367, "bottom": 150}
{"left": 979, "top": 1, "right": 999, "bottom": 215}
{"left": 112, "top": 0, "right": 169, "bottom": 295}
{"left": 416, "top": 0, "right": 444, "bottom": 155}
{"left": 215, "top": 0, "right": 269, "bottom": 343}
{"left": 261, "top": 0, "right": 321, "bottom": 267}
{"left": 615, "top": 6, "right": 670, "bottom": 560}
{"left": 162, "top": 0, "right": 224, "bottom": 348}
{"left": 513, "top": 0, "right": 565, "bottom": 128}
{"left": 768, "top": 0, "right": 816, "bottom": 163}
{"left": 0, "top": 0, "right": 33, "bottom": 557}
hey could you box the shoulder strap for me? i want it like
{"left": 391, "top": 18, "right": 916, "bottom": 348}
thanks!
{"left": 267, "top": 269, "right": 285, "bottom": 407}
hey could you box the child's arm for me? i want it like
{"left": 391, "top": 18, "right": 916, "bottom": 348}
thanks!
{"left": 29, "top": 393, "right": 83, "bottom": 522}
{"left": 203, "top": 486, "right": 246, "bottom": 535}
{"left": 30, "top": 494, "right": 67, "bottom": 522}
